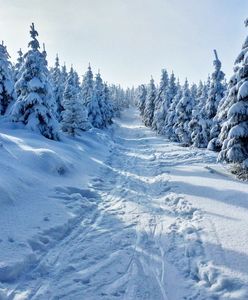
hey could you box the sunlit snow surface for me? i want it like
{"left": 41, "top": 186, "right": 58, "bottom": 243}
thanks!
{"left": 0, "top": 108, "right": 248, "bottom": 299}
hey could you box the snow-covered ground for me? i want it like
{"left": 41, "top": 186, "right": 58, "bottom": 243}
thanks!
{"left": 0, "top": 108, "right": 248, "bottom": 299}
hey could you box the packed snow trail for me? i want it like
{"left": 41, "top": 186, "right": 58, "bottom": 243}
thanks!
{"left": 9, "top": 108, "right": 248, "bottom": 299}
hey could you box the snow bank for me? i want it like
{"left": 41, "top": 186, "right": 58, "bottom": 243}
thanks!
{"left": 0, "top": 121, "right": 112, "bottom": 287}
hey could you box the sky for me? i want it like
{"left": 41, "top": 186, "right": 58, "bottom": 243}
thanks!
{"left": 0, "top": 0, "right": 247, "bottom": 88}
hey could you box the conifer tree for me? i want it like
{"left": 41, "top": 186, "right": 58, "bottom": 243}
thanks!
{"left": 158, "top": 73, "right": 177, "bottom": 133}
{"left": 82, "top": 64, "right": 94, "bottom": 116}
{"left": 14, "top": 48, "right": 23, "bottom": 83}
{"left": 136, "top": 84, "right": 147, "bottom": 117}
{"left": 189, "top": 81, "right": 209, "bottom": 148}
{"left": 152, "top": 69, "right": 169, "bottom": 131}
{"left": 206, "top": 50, "right": 225, "bottom": 118}
{"left": 174, "top": 79, "right": 194, "bottom": 145}
{"left": 0, "top": 42, "right": 15, "bottom": 115}
{"left": 164, "top": 80, "right": 182, "bottom": 140}
{"left": 95, "top": 72, "right": 107, "bottom": 127}
{"left": 87, "top": 71, "right": 103, "bottom": 128}
{"left": 51, "top": 55, "right": 64, "bottom": 119}
{"left": 61, "top": 67, "right": 90, "bottom": 135}
{"left": 167, "top": 72, "right": 178, "bottom": 105}
{"left": 201, "top": 50, "right": 226, "bottom": 145}
{"left": 61, "top": 63, "right": 68, "bottom": 86}
{"left": 102, "top": 83, "right": 113, "bottom": 125}
{"left": 219, "top": 19, "right": 248, "bottom": 167}
{"left": 143, "top": 77, "right": 156, "bottom": 127}
{"left": 11, "top": 23, "right": 59, "bottom": 140}
{"left": 208, "top": 76, "right": 236, "bottom": 151}
{"left": 190, "top": 83, "right": 198, "bottom": 101}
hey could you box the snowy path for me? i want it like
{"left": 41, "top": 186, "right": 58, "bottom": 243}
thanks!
{"left": 9, "top": 109, "right": 248, "bottom": 299}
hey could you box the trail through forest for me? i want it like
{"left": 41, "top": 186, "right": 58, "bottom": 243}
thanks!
{"left": 9, "top": 108, "right": 248, "bottom": 300}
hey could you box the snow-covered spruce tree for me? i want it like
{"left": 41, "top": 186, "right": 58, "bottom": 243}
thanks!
{"left": 159, "top": 72, "right": 178, "bottom": 134}
{"left": 136, "top": 84, "right": 147, "bottom": 117}
{"left": 0, "top": 42, "right": 15, "bottom": 115}
{"left": 51, "top": 55, "right": 64, "bottom": 120}
{"left": 102, "top": 83, "right": 114, "bottom": 125}
{"left": 14, "top": 48, "right": 23, "bottom": 83}
{"left": 189, "top": 81, "right": 209, "bottom": 148}
{"left": 174, "top": 79, "right": 194, "bottom": 145}
{"left": 61, "top": 67, "right": 90, "bottom": 135}
{"left": 93, "top": 73, "right": 114, "bottom": 127}
{"left": 152, "top": 69, "right": 169, "bottom": 131}
{"left": 206, "top": 50, "right": 225, "bottom": 119}
{"left": 103, "top": 82, "right": 114, "bottom": 125}
{"left": 82, "top": 64, "right": 94, "bottom": 117}
{"left": 218, "top": 19, "right": 248, "bottom": 167}
{"left": 143, "top": 77, "right": 157, "bottom": 127}
{"left": 73, "top": 69, "right": 91, "bottom": 130}
{"left": 167, "top": 72, "right": 178, "bottom": 105}
{"left": 11, "top": 23, "right": 59, "bottom": 140}
{"left": 201, "top": 50, "right": 226, "bottom": 146}
{"left": 164, "top": 80, "right": 182, "bottom": 141}
{"left": 86, "top": 72, "right": 103, "bottom": 128}
{"left": 95, "top": 72, "right": 109, "bottom": 127}
{"left": 188, "top": 82, "right": 203, "bottom": 146}
{"left": 190, "top": 83, "right": 197, "bottom": 102}
{"left": 61, "top": 63, "right": 68, "bottom": 87}
{"left": 208, "top": 74, "right": 237, "bottom": 151}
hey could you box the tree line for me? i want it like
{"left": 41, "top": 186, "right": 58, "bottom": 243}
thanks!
{"left": 136, "top": 19, "right": 248, "bottom": 172}
{"left": 0, "top": 23, "right": 133, "bottom": 140}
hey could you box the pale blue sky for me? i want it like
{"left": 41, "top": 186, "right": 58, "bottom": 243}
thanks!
{"left": 0, "top": 0, "right": 247, "bottom": 87}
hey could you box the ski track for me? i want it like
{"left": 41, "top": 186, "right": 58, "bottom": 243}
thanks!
{"left": 7, "top": 109, "right": 248, "bottom": 300}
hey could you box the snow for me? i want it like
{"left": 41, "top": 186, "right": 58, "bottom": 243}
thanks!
{"left": 0, "top": 108, "right": 248, "bottom": 299}
{"left": 238, "top": 81, "right": 248, "bottom": 100}
{"left": 27, "top": 78, "right": 44, "bottom": 90}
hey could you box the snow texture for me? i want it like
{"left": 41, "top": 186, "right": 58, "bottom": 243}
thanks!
{"left": 0, "top": 108, "right": 248, "bottom": 300}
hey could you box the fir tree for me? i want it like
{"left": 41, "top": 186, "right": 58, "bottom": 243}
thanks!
{"left": 190, "top": 83, "right": 198, "bottom": 101}
{"left": 202, "top": 50, "right": 226, "bottom": 145}
{"left": 61, "top": 63, "right": 68, "bottom": 85}
{"left": 152, "top": 69, "right": 169, "bottom": 131}
{"left": 0, "top": 42, "right": 15, "bottom": 115}
{"left": 11, "top": 23, "right": 59, "bottom": 140}
{"left": 87, "top": 71, "right": 103, "bottom": 128}
{"left": 95, "top": 72, "right": 107, "bottom": 127}
{"left": 82, "top": 64, "right": 94, "bottom": 116}
{"left": 136, "top": 84, "right": 147, "bottom": 116}
{"left": 143, "top": 77, "right": 156, "bottom": 127}
{"left": 189, "top": 81, "right": 209, "bottom": 148}
{"left": 14, "top": 48, "right": 23, "bottom": 83}
{"left": 103, "top": 83, "right": 113, "bottom": 125}
{"left": 219, "top": 20, "right": 248, "bottom": 167}
{"left": 167, "top": 72, "right": 178, "bottom": 105}
{"left": 157, "top": 72, "right": 178, "bottom": 133}
{"left": 51, "top": 54, "right": 64, "bottom": 119}
{"left": 164, "top": 80, "right": 182, "bottom": 140}
{"left": 61, "top": 67, "right": 90, "bottom": 135}
{"left": 208, "top": 73, "right": 237, "bottom": 152}
{"left": 174, "top": 79, "right": 194, "bottom": 145}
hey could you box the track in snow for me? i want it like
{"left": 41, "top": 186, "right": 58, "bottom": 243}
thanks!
{"left": 9, "top": 109, "right": 248, "bottom": 300}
